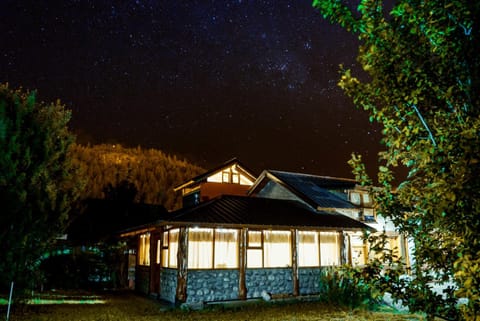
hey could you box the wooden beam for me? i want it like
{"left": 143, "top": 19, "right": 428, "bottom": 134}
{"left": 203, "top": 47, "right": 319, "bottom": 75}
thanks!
{"left": 238, "top": 228, "right": 247, "bottom": 300}
{"left": 291, "top": 229, "right": 299, "bottom": 296}
{"left": 176, "top": 227, "right": 188, "bottom": 303}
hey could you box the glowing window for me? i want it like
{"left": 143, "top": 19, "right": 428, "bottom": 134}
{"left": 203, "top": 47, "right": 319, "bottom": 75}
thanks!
{"left": 231, "top": 172, "right": 240, "bottom": 184}
{"left": 298, "top": 231, "right": 320, "bottom": 267}
{"left": 214, "top": 229, "right": 239, "bottom": 268}
{"left": 188, "top": 228, "right": 214, "bottom": 269}
{"left": 161, "top": 229, "right": 178, "bottom": 268}
{"left": 222, "top": 171, "right": 230, "bottom": 183}
{"left": 248, "top": 230, "right": 262, "bottom": 247}
{"left": 320, "top": 232, "right": 340, "bottom": 266}
{"left": 247, "top": 230, "right": 263, "bottom": 268}
{"left": 138, "top": 233, "right": 150, "bottom": 266}
{"left": 264, "top": 230, "right": 291, "bottom": 267}
{"left": 247, "top": 249, "right": 263, "bottom": 268}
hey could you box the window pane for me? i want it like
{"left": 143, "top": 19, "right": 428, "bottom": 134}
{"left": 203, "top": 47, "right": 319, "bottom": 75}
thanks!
{"left": 162, "top": 231, "right": 168, "bottom": 245}
{"left": 214, "top": 229, "right": 239, "bottom": 268}
{"left": 350, "top": 234, "right": 366, "bottom": 266}
{"left": 139, "top": 233, "right": 150, "bottom": 266}
{"left": 156, "top": 239, "right": 161, "bottom": 264}
{"left": 264, "top": 230, "right": 291, "bottom": 267}
{"left": 248, "top": 231, "right": 262, "bottom": 247}
{"left": 247, "top": 249, "right": 263, "bottom": 268}
{"left": 222, "top": 172, "right": 230, "bottom": 183}
{"left": 188, "top": 228, "right": 213, "bottom": 269}
{"left": 320, "top": 232, "right": 340, "bottom": 266}
{"left": 231, "top": 172, "right": 239, "bottom": 184}
{"left": 169, "top": 229, "right": 179, "bottom": 268}
{"left": 298, "top": 231, "right": 319, "bottom": 267}
{"left": 161, "top": 249, "right": 169, "bottom": 268}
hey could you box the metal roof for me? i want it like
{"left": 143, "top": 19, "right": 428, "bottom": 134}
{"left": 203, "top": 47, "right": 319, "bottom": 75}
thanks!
{"left": 252, "top": 170, "right": 357, "bottom": 209}
{"left": 167, "top": 195, "right": 371, "bottom": 230}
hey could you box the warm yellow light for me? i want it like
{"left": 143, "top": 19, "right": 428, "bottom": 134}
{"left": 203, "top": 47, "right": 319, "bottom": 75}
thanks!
{"left": 299, "top": 231, "right": 320, "bottom": 267}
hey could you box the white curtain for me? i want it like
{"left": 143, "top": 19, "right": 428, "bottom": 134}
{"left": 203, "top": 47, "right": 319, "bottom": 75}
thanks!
{"left": 214, "top": 229, "right": 239, "bottom": 268}
{"left": 247, "top": 230, "right": 263, "bottom": 268}
{"left": 168, "top": 229, "right": 179, "bottom": 268}
{"left": 320, "top": 232, "right": 340, "bottom": 266}
{"left": 298, "top": 231, "right": 320, "bottom": 267}
{"left": 263, "top": 230, "right": 291, "bottom": 267}
{"left": 138, "top": 233, "right": 150, "bottom": 266}
{"left": 188, "top": 228, "right": 214, "bottom": 269}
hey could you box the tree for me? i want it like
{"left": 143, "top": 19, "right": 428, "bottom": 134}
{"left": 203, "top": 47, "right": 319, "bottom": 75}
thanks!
{"left": 0, "top": 83, "right": 82, "bottom": 295}
{"left": 313, "top": 0, "right": 479, "bottom": 320}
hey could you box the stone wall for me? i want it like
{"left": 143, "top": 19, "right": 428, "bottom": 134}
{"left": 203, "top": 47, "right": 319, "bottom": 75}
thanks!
{"left": 159, "top": 268, "right": 177, "bottom": 303}
{"left": 246, "top": 268, "right": 293, "bottom": 298}
{"left": 135, "top": 266, "right": 150, "bottom": 295}
{"left": 298, "top": 267, "right": 323, "bottom": 295}
{"left": 186, "top": 269, "right": 239, "bottom": 303}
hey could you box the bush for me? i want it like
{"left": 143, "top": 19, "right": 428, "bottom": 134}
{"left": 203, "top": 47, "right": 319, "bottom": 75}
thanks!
{"left": 318, "top": 265, "right": 382, "bottom": 309}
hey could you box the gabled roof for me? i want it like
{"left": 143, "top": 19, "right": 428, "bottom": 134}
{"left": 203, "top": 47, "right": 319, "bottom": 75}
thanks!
{"left": 249, "top": 170, "right": 357, "bottom": 210}
{"left": 165, "top": 195, "right": 371, "bottom": 230}
{"left": 173, "top": 158, "right": 257, "bottom": 191}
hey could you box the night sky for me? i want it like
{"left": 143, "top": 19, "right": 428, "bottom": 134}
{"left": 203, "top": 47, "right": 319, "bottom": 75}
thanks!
{"left": 0, "top": 0, "right": 383, "bottom": 178}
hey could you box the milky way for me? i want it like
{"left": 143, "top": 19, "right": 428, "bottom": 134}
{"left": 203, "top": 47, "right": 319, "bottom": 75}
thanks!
{"left": 0, "top": 0, "right": 382, "bottom": 177}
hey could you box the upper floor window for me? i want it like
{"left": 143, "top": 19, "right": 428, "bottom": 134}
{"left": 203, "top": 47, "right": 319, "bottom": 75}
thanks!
{"left": 350, "top": 192, "right": 361, "bottom": 205}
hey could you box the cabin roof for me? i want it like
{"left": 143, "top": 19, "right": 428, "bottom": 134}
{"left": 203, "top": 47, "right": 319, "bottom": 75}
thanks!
{"left": 249, "top": 170, "right": 358, "bottom": 210}
{"left": 166, "top": 195, "right": 371, "bottom": 230}
{"left": 173, "top": 158, "right": 257, "bottom": 191}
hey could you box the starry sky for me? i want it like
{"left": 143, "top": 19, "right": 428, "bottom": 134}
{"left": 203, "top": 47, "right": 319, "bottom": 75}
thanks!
{"left": 0, "top": 0, "right": 383, "bottom": 178}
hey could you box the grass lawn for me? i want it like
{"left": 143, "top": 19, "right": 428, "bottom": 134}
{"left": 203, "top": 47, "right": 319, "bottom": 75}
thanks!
{"left": 4, "top": 292, "right": 427, "bottom": 321}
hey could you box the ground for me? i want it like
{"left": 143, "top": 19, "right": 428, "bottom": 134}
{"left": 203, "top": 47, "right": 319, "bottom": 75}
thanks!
{"left": 3, "top": 291, "right": 428, "bottom": 321}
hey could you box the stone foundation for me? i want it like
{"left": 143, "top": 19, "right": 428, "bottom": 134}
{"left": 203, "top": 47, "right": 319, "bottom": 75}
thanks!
{"left": 159, "top": 268, "right": 177, "bottom": 303}
{"left": 298, "top": 267, "right": 323, "bottom": 295}
{"left": 246, "top": 268, "right": 293, "bottom": 298}
{"left": 186, "top": 269, "right": 239, "bottom": 303}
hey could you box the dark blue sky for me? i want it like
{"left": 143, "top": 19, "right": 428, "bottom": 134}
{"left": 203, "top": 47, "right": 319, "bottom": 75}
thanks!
{"left": 0, "top": 0, "right": 382, "bottom": 177}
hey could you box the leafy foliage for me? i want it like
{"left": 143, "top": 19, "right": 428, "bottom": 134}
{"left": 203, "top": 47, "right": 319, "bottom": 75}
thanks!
{"left": 40, "top": 241, "right": 128, "bottom": 290}
{"left": 71, "top": 144, "right": 204, "bottom": 210}
{"left": 0, "top": 83, "right": 82, "bottom": 295}
{"left": 313, "top": 0, "right": 480, "bottom": 319}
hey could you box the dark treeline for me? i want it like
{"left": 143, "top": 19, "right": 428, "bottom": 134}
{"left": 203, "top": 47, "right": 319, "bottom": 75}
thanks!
{"left": 71, "top": 144, "right": 204, "bottom": 210}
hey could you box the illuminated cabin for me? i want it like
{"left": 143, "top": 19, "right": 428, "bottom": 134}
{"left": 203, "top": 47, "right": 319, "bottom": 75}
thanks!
{"left": 119, "top": 161, "right": 394, "bottom": 305}
{"left": 121, "top": 195, "right": 371, "bottom": 304}
{"left": 173, "top": 158, "right": 256, "bottom": 208}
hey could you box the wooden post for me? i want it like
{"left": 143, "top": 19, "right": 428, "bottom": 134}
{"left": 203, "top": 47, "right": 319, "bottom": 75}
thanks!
{"left": 149, "top": 231, "right": 161, "bottom": 295}
{"left": 176, "top": 227, "right": 188, "bottom": 303}
{"left": 238, "top": 228, "right": 247, "bottom": 300}
{"left": 291, "top": 229, "right": 299, "bottom": 296}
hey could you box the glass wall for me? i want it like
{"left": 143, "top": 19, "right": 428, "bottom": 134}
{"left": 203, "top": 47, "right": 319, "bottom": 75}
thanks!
{"left": 159, "top": 227, "right": 343, "bottom": 269}
{"left": 297, "top": 231, "right": 341, "bottom": 267}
